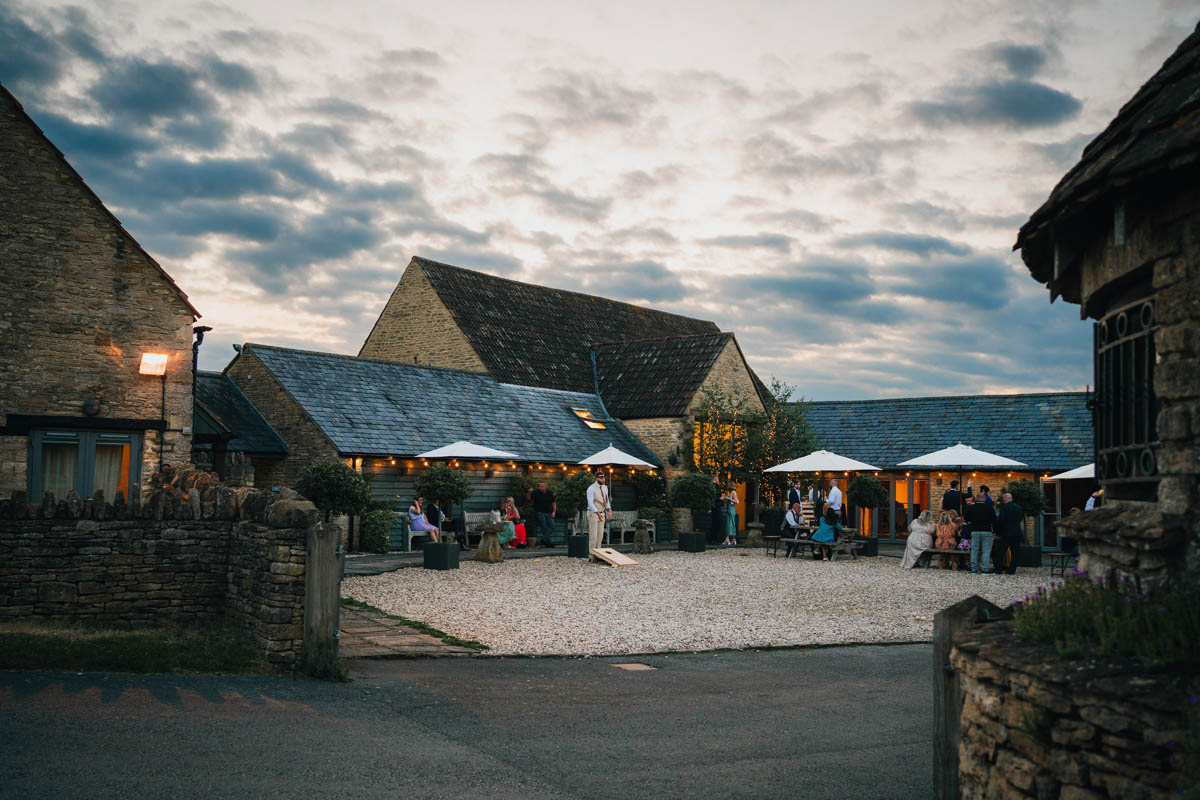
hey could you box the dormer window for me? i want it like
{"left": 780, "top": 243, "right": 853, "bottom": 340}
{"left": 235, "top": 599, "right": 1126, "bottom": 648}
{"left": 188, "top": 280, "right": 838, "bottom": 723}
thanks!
{"left": 572, "top": 408, "right": 606, "bottom": 429}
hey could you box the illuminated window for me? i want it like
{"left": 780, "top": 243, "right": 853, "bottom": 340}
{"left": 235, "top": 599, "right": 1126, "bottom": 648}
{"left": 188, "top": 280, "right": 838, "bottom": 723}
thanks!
{"left": 28, "top": 430, "right": 141, "bottom": 502}
{"left": 571, "top": 408, "right": 606, "bottom": 429}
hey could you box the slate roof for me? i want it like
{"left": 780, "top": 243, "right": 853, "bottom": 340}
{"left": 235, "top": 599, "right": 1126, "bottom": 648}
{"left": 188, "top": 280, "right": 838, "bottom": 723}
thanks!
{"left": 1017, "top": 22, "right": 1200, "bottom": 292}
{"left": 239, "top": 344, "right": 660, "bottom": 464}
{"left": 0, "top": 84, "right": 199, "bottom": 318}
{"left": 804, "top": 392, "right": 1092, "bottom": 472}
{"left": 194, "top": 372, "right": 287, "bottom": 456}
{"left": 414, "top": 257, "right": 720, "bottom": 394}
{"left": 594, "top": 333, "right": 732, "bottom": 418}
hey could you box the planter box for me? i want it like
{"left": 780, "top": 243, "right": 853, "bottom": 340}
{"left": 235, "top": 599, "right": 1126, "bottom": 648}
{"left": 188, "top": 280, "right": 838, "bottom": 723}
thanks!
{"left": 678, "top": 532, "right": 706, "bottom": 553}
{"left": 423, "top": 541, "right": 459, "bottom": 570}
{"left": 1017, "top": 545, "right": 1042, "bottom": 568}
{"left": 567, "top": 535, "right": 589, "bottom": 558}
{"left": 854, "top": 537, "right": 878, "bottom": 557}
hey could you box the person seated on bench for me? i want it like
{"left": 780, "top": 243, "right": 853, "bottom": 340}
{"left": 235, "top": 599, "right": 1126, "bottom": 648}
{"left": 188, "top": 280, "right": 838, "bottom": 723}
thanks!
{"left": 812, "top": 508, "right": 844, "bottom": 561}
{"left": 782, "top": 502, "right": 806, "bottom": 557}
{"left": 934, "top": 510, "right": 962, "bottom": 570}
{"left": 408, "top": 496, "right": 440, "bottom": 544}
{"left": 500, "top": 496, "right": 527, "bottom": 548}
{"left": 901, "top": 510, "right": 936, "bottom": 568}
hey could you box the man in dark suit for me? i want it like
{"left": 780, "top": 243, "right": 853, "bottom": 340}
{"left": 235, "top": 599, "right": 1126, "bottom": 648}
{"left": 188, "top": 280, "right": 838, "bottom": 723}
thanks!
{"left": 941, "top": 480, "right": 963, "bottom": 515}
{"left": 787, "top": 480, "right": 804, "bottom": 511}
{"left": 994, "top": 492, "right": 1025, "bottom": 574}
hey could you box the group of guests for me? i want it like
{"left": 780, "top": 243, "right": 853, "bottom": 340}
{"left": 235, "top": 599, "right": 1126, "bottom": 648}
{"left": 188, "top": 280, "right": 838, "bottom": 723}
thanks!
{"left": 405, "top": 480, "right": 560, "bottom": 550}
{"left": 900, "top": 481, "right": 1026, "bottom": 574}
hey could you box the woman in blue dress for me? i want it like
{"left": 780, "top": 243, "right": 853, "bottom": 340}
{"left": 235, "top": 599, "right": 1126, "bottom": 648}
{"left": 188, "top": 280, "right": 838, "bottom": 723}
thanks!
{"left": 722, "top": 484, "right": 739, "bottom": 547}
{"left": 812, "top": 508, "right": 843, "bottom": 561}
{"left": 408, "top": 496, "right": 440, "bottom": 543}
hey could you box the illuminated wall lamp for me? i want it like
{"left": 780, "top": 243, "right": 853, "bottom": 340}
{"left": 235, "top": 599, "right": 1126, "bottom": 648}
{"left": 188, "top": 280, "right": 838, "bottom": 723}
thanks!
{"left": 139, "top": 352, "right": 168, "bottom": 471}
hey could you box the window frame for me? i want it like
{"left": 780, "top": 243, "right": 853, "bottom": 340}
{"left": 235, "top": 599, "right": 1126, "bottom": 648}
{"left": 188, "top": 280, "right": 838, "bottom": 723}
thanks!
{"left": 28, "top": 429, "right": 143, "bottom": 502}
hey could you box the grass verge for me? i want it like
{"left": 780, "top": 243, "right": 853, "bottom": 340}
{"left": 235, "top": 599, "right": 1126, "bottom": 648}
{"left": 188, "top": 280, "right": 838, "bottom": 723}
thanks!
{"left": 0, "top": 619, "right": 267, "bottom": 674}
{"left": 340, "top": 597, "right": 489, "bottom": 651}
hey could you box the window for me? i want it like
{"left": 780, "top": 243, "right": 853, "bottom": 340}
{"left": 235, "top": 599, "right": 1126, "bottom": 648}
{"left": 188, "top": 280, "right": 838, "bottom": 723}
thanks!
{"left": 1093, "top": 296, "right": 1159, "bottom": 499}
{"left": 571, "top": 408, "right": 606, "bottom": 429}
{"left": 29, "top": 430, "right": 142, "bottom": 502}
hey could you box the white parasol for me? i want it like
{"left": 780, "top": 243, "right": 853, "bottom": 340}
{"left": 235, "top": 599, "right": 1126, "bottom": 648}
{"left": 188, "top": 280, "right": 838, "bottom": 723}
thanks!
{"left": 1046, "top": 463, "right": 1095, "bottom": 481}
{"left": 577, "top": 444, "right": 656, "bottom": 467}
{"left": 764, "top": 449, "right": 882, "bottom": 473}
{"left": 416, "top": 441, "right": 522, "bottom": 460}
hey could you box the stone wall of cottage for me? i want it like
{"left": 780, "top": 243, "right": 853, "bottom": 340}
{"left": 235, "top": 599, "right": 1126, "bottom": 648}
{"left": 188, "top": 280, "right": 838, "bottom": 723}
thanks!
{"left": 687, "top": 339, "right": 767, "bottom": 417}
{"left": 225, "top": 349, "right": 341, "bottom": 488}
{"left": 952, "top": 620, "right": 1191, "bottom": 799}
{"left": 358, "top": 261, "right": 489, "bottom": 371}
{"left": 1059, "top": 185, "right": 1200, "bottom": 587}
{"left": 0, "top": 466, "right": 313, "bottom": 667}
{"left": 620, "top": 417, "right": 691, "bottom": 484}
{"left": 0, "top": 89, "right": 196, "bottom": 498}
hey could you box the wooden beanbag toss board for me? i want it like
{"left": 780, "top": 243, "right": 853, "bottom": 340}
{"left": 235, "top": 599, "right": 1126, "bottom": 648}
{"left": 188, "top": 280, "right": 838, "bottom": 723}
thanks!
{"left": 591, "top": 548, "right": 638, "bottom": 566}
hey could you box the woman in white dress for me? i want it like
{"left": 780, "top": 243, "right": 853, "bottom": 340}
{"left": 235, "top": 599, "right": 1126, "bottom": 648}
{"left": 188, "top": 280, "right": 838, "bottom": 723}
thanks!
{"left": 901, "top": 510, "right": 936, "bottom": 569}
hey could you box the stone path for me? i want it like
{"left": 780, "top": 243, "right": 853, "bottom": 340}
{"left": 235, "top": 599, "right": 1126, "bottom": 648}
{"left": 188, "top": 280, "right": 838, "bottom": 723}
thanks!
{"left": 338, "top": 605, "right": 478, "bottom": 658}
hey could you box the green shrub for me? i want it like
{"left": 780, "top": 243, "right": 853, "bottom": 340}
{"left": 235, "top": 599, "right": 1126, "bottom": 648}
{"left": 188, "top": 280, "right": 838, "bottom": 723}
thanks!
{"left": 628, "top": 470, "right": 668, "bottom": 511}
{"left": 637, "top": 506, "right": 666, "bottom": 521}
{"left": 414, "top": 464, "right": 474, "bottom": 508}
{"left": 1014, "top": 571, "right": 1200, "bottom": 667}
{"left": 296, "top": 461, "right": 371, "bottom": 521}
{"left": 359, "top": 508, "right": 395, "bottom": 554}
{"left": 553, "top": 470, "right": 594, "bottom": 520}
{"left": 847, "top": 475, "right": 888, "bottom": 509}
{"left": 1001, "top": 478, "right": 1047, "bottom": 518}
{"left": 669, "top": 472, "right": 718, "bottom": 512}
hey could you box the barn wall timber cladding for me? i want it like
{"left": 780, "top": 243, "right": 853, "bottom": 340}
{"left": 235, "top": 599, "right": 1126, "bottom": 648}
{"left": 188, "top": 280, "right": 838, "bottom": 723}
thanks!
{"left": 952, "top": 621, "right": 1191, "bottom": 799}
{"left": 0, "top": 477, "right": 314, "bottom": 668}
{"left": 0, "top": 88, "right": 196, "bottom": 496}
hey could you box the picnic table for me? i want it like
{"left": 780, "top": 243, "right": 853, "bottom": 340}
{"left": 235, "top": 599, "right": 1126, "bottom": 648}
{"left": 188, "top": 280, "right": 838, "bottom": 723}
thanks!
{"left": 768, "top": 528, "right": 863, "bottom": 561}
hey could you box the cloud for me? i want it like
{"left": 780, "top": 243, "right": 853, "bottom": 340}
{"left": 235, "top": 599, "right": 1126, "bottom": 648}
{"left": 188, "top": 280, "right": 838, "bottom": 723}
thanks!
{"left": 157, "top": 201, "right": 286, "bottom": 242}
{"left": 304, "top": 97, "right": 388, "bottom": 121}
{"left": 35, "top": 112, "right": 159, "bottom": 161}
{"left": 199, "top": 55, "right": 260, "bottom": 93}
{"left": 742, "top": 208, "right": 832, "bottom": 232}
{"left": 91, "top": 57, "right": 217, "bottom": 122}
{"left": 836, "top": 232, "right": 972, "bottom": 258}
{"left": 911, "top": 79, "right": 1082, "bottom": 128}
{"left": 537, "top": 258, "right": 690, "bottom": 304}
{"left": 0, "top": 3, "right": 65, "bottom": 93}
{"left": 697, "top": 233, "right": 793, "bottom": 253}
{"left": 421, "top": 248, "right": 523, "bottom": 275}
{"left": 231, "top": 210, "right": 385, "bottom": 292}
{"left": 525, "top": 69, "right": 656, "bottom": 130}
{"left": 990, "top": 43, "right": 1050, "bottom": 79}
{"left": 136, "top": 156, "right": 282, "bottom": 200}
{"left": 890, "top": 256, "right": 1015, "bottom": 311}
{"left": 741, "top": 131, "right": 911, "bottom": 181}
{"left": 1033, "top": 132, "right": 1094, "bottom": 169}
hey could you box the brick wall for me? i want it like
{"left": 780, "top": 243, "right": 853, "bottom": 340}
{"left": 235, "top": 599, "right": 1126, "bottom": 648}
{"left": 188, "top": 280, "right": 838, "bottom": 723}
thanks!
{"left": 0, "top": 89, "right": 196, "bottom": 497}
{"left": 0, "top": 473, "right": 313, "bottom": 667}
{"left": 225, "top": 348, "right": 340, "bottom": 488}
{"left": 358, "top": 260, "right": 489, "bottom": 371}
{"left": 952, "top": 620, "right": 1190, "bottom": 798}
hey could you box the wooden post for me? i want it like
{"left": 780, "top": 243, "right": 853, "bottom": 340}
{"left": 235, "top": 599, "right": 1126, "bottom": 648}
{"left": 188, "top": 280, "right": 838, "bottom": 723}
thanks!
{"left": 302, "top": 519, "right": 341, "bottom": 678}
{"left": 933, "top": 595, "right": 1008, "bottom": 800}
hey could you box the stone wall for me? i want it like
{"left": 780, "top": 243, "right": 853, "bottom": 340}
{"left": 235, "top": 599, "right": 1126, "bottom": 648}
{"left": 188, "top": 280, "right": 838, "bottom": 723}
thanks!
{"left": 0, "top": 466, "right": 317, "bottom": 667}
{"left": 225, "top": 348, "right": 341, "bottom": 488}
{"left": 0, "top": 89, "right": 196, "bottom": 497}
{"left": 953, "top": 620, "right": 1191, "bottom": 799}
{"left": 686, "top": 338, "right": 767, "bottom": 417}
{"left": 620, "top": 417, "right": 690, "bottom": 484}
{"left": 358, "top": 260, "right": 489, "bottom": 371}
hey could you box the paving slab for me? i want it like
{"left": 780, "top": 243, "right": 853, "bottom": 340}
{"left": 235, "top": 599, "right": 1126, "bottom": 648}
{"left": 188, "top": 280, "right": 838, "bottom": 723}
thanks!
{"left": 339, "top": 605, "right": 477, "bottom": 658}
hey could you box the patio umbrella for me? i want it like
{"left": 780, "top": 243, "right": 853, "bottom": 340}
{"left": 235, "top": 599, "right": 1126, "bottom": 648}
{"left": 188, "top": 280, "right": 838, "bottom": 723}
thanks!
{"left": 577, "top": 444, "right": 656, "bottom": 467}
{"left": 897, "top": 443, "right": 1026, "bottom": 498}
{"left": 764, "top": 449, "right": 882, "bottom": 473}
{"left": 416, "top": 441, "right": 522, "bottom": 460}
{"left": 1047, "top": 463, "right": 1094, "bottom": 481}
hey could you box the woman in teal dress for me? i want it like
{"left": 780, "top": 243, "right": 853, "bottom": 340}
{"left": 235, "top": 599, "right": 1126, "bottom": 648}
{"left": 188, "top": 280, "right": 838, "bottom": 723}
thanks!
{"left": 812, "top": 508, "right": 843, "bottom": 561}
{"left": 723, "top": 484, "right": 739, "bottom": 546}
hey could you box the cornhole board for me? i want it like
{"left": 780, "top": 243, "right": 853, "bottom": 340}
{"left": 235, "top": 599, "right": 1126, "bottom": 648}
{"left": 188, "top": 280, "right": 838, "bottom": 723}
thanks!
{"left": 591, "top": 548, "right": 638, "bottom": 566}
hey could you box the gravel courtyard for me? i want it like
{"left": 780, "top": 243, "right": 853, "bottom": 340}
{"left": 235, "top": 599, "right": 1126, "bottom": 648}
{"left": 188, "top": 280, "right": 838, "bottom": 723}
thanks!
{"left": 341, "top": 549, "right": 1052, "bottom": 656}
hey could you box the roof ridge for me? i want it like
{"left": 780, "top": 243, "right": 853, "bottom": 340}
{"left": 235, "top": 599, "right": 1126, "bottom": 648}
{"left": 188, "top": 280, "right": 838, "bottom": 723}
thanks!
{"left": 807, "top": 390, "right": 1089, "bottom": 406}
{"left": 0, "top": 83, "right": 200, "bottom": 319}
{"left": 414, "top": 255, "right": 719, "bottom": 328}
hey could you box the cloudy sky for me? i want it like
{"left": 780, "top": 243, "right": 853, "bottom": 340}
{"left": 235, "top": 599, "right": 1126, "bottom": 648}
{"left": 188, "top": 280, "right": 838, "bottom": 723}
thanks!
{"left": 3, "top": 0, "right": 1196, "bottom": 399}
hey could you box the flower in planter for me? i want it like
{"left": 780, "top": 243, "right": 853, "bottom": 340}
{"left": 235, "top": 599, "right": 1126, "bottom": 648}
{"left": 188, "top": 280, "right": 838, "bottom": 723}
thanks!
{"left": 958, "top": 538, "right": 970, "bottom": 550}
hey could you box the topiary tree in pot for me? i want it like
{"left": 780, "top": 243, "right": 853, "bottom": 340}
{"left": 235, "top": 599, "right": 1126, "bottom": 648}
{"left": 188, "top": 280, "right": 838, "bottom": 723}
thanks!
{"left": 414, "top": 464, "right": 474, "bottom": 514}
{"left": 670, "top": 472, "right": 718, "bottom": 552}
{"left": 847, "top": 474, "right": 889, "bottom": 555}
{"left": 296, "top": 460, "right": 371, "bottom": 523}
{"left": 554, "top": 470, "right": 594, "bottom": 536}
{"left": 1000, "top": 478, "right": 1048, "bottom": 545}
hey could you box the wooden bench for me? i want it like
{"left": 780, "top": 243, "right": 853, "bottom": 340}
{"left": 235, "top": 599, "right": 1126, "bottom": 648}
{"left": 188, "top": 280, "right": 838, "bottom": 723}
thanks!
{"left": 918, "top": 548, "right": 969, "bottom": 569}
{"left": 608, "top": 510, "right": 639, "bottom": 545}
{"left": 461, "top": 511, "right": 496, "bottom": 549}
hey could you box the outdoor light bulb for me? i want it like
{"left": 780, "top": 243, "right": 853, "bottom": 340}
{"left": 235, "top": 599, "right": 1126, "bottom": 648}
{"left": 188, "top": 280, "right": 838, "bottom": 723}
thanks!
{"left": 138, "top": 352, "right": 168, "bottom": 375}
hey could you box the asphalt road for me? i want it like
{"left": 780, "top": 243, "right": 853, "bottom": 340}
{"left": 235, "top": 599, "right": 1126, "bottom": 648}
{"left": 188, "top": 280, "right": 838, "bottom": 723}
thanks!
{"left": 0, "top": 644, "right": 932, "bottom": 799}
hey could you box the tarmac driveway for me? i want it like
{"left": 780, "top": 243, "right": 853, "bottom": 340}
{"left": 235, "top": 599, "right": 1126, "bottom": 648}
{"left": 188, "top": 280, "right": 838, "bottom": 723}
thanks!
{"left": 0, "top": 644, "right": 932, "bottom": 799}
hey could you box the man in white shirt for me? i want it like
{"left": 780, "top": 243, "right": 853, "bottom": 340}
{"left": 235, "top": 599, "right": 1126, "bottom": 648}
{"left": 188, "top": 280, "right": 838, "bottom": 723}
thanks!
{"left": 585, "top": 472, "right": 610, "bottom": 558}
{"left": 1084, "top": 490, "right": 1101, "bottom": 511}
{"left": 826, "top": 479, "right": 843, "bottom": 519}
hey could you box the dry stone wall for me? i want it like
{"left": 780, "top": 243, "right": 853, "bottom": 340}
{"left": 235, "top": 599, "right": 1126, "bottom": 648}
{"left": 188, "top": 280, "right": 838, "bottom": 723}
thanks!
{"left": 953, "top": 620, "right": 1191, "bottom": 799}
{"left": 0, "top": 464, "right": 315, "bottom": 667}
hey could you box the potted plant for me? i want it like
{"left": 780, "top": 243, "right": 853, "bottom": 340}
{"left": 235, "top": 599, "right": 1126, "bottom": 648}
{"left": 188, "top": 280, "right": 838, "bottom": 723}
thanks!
{"left": 1001, "top": 478, "right": 1048, "bottom": 567}
{"left": 669, "top": 473, "right": 718, "bottom": 553}
{"left": 554, "top": 470, "right": 594, "bottom": 557}
{"left": 414, "top": 464, "right": 474, "bottom": 565}
{"left": 846, "top": 475, "right": 889, "bottom": 557}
